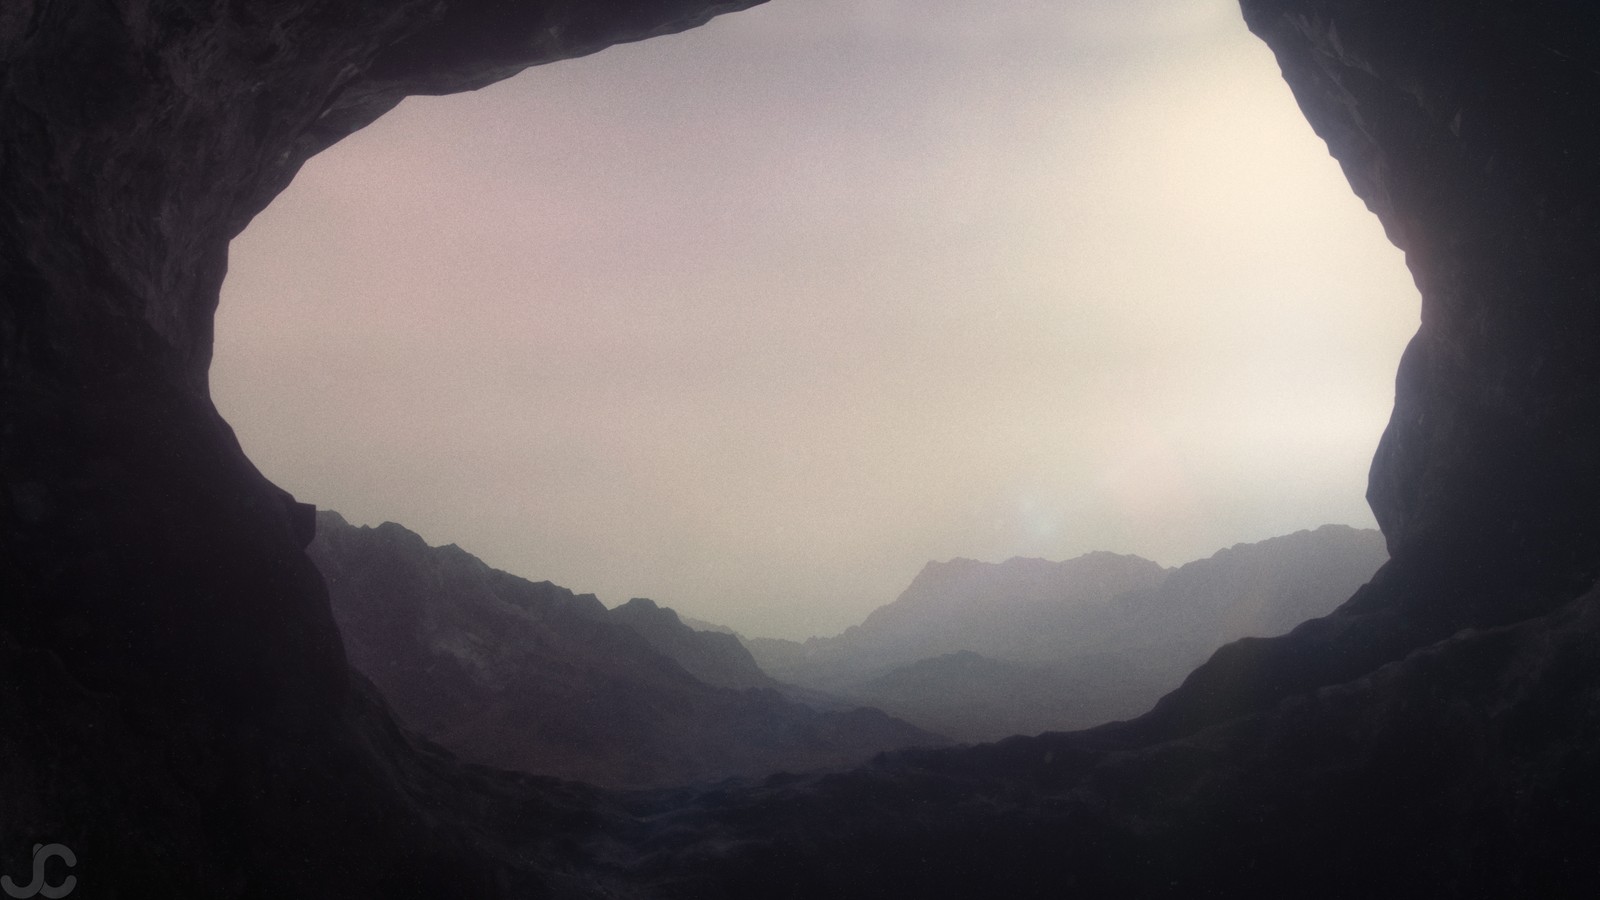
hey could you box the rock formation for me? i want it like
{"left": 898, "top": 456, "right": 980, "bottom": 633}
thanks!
{"left": 4, "top": 0, "right": 1599, "bottom": 896}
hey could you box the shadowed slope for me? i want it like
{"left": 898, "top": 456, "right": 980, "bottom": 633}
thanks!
{"left": 311, "top": 512, "right": 944, "bottom": 788}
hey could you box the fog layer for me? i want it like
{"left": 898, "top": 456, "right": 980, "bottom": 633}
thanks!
{"left": 214, "top": 0, "right": 1416, "bottom": 638}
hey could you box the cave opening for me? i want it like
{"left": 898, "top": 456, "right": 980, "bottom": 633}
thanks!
{"left": 18, "top": 0, "right": 1600, "bottom": 892}
{"left": 210, "top": 0, "right": 1417, "bottom": 641}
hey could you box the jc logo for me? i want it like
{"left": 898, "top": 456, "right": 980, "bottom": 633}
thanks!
{"left": 1, "top": 844, "right": 76, "bottom": 899}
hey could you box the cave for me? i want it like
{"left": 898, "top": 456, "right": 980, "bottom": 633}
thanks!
{"left": 3, "top": 1, "right": 1599, "bottom": 897}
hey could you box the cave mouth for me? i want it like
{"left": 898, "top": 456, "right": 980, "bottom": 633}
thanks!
{"left": 210, "top": 0, "right": 1417, "bottom": 641}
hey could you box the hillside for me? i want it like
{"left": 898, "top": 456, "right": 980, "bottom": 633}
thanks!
{"left": 747, "top": 525, "right": 1388, "bottom": 739}
{"left": 309, "top": 511, "right": 944, "bottom": 788}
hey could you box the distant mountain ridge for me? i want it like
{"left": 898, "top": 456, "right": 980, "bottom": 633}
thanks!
{"left": 679, "top": 614, "right": 738, "bottom": 636}
{"left": 745, "top": 551, "right": 1170, "bottom": 691}
{"left": 843, "top": 649, "right": 1166, "bottom": 742}
{"left": 855, "top": 551, "right": 1171, "bottom": 656}
{"left": 309, "top": 511, "right": 945, "bottom": 788}
{"left": 609, "top": 597, "right": 776, "bottom": 691}
{"left": 742, "top": 525, "right": 1388, "bottom": 741}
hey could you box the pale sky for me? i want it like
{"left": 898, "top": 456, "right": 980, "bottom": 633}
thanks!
{"left": 213, "top": 0, "right": 1417, "bottom": 640}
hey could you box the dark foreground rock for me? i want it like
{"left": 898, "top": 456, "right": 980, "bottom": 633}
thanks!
{"left": 609, "top": 597, "right": 777, "bottom": 692}
{"left": 617, "top": 577, "right": 1600, "bottom": 899}
{"left": 4, "top": 0, "right": 1600, "bottom": 897}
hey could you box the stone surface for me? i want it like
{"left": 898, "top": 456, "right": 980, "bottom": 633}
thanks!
{"left": 4, "top": 0, "right": 1600, "bottom": 896}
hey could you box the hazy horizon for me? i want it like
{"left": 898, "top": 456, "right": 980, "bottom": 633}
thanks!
{"left": 214, "top": 0, "right": 1417, "bottom": 640}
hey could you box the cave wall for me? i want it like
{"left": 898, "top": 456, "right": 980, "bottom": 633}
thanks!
{"left": 1242, "top": 0, "right": 1600, "bottom": 609}
{"left": 1, "top": 2, "right": 764, "bottom": 896}
{"left": 1110, "top": 0, "right": 1600, "bottom": 745}
{"left": 4, "top": 0, "right": 1599, "bottom": 896}
{"left": 0, "top": 0, "right": 766, "bottom": 712}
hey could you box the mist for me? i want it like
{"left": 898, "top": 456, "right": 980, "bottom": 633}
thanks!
{"left": 213, "top": 0, "right": 1417, "bottom": 639}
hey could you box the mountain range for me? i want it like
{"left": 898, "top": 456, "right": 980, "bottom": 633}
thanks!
{"left": 314, "top": 510, "right": 1387, "bottom": 761}
{"left": 742, "top": 525, "right": 1388, "bottom": 741}
{"left": 15, "top": 4, "right": 1596, "bottom": 893}
{"left": 308, "top": 511, "right": 942, "bottom": 788}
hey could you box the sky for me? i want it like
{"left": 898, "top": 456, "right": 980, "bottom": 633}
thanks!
{"left": 212, "top": 0, "right": 1418, "bottom": 640}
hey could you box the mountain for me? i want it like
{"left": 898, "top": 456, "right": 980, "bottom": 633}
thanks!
{"left": 608, "top": 597, "right": 775, "bottom": 691}
{"left": 748, "top": 551, "right": 1169, "bottom": 690}
{"left": 308, "top": 511, "right": 943, "bottom": 788}
{"left": 749, "top": 525, "right": 1388, "bottom": 739}
{"left": 858, "top": 552, "right": 1171, "bottom": 647}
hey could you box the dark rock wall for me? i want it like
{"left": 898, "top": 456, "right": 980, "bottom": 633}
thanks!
{"left": 1103, "top": 0, "right": 1600, "bottom": 746}
{"left": 1243, "top": 0, "right": 1600, "bottom": 612}
{"left": 1, "top": 0, "right": 765, "bottom": 716}
{"left": 1, "top": 2, "right": 763, "bottom": 896}
{"left": 4, "top": 0, "right": 1600, "bottom": 896}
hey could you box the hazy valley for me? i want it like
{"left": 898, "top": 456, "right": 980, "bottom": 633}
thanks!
{"left": 12, "top": 3, "right": 1598, "bottom": 895}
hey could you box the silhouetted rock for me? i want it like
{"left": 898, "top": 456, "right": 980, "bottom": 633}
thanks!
{"left": 2, "top": 1, "right": 769, "bottom": 894}
{"left": 6, "top": 0, "right": 1600, "bottom": 896}
{"left": 610, "top": 597, "right": 777, "bottom": 691}
{"left": 616, "top": 578, "right": 1600, "bottom": 899}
